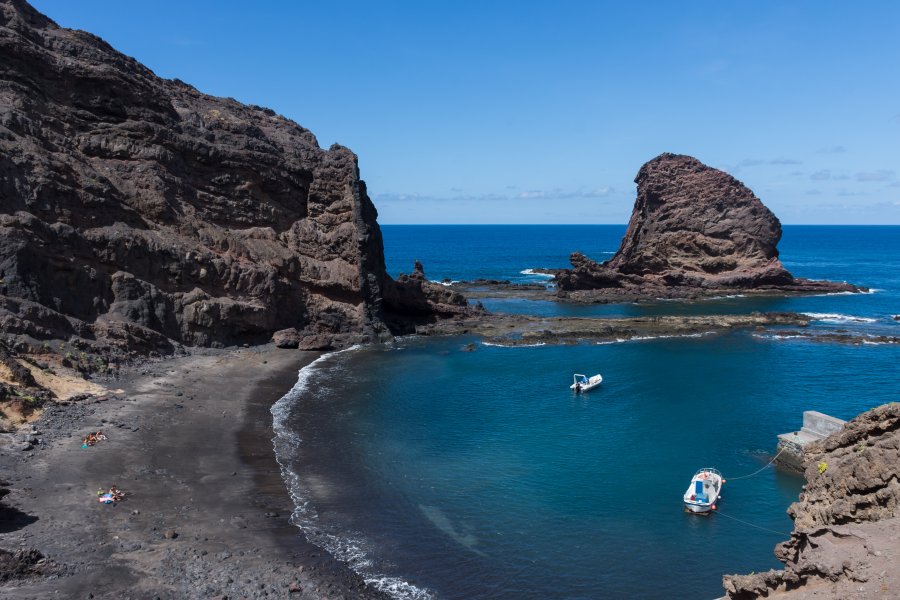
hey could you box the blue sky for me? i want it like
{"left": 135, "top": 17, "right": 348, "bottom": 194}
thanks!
{"left": 31, "top": 1, "right": 900, "bottom": 224}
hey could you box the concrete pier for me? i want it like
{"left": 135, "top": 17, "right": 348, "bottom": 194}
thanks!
{"left": 776, "top": 411, "right": 846, "bottom": 471}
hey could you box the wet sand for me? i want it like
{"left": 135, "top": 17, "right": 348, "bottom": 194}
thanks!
{"left": 0, "top": 345, "right": 389, "bottom": 599}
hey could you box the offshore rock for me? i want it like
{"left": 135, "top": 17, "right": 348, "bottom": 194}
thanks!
{"left": 556, "top": 153, "right": 864, "bottom": 300}
{"left": 723, "top": 403, "right": 900, "bottom": 599}
{"left": 0, "top": 0, "right": 469, "bottom": 356}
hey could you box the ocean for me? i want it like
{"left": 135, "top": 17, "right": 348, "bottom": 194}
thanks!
{"left": 273, "top": 225, "right": 900, "bottom": 600}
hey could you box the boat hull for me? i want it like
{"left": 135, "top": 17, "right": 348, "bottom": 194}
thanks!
{"left": 570, "top": 374, "right": 603, "bottom": 393}
{"left": 684, "top": 501, "right": 713, "bottom": 513}
{"left": 682, "top": 468, "right": 723, "bottom": 514}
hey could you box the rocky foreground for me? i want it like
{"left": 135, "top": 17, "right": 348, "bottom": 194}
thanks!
{"left": 553, "top": 153, "right": 865, "bottom": 301}
{"left": 723, "top": 403, "right": 900, "bottom": 599}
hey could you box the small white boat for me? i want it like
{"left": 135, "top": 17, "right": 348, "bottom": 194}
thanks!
{"left": 683, "top": 468, "right": 723, "bottom": 513}
{"left": 570, "top": 373, "right": 602, "bottom": 393}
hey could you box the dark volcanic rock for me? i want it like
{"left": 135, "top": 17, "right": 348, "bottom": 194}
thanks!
{"left": 0, "top": 547, "right": 55, "bottom": 581}
{"left": 556, "top": 153, "right": 864, "bottom": 300}
{"left": 384, "top": 260, "right": 477, "bottom": 333}
{"left": 723, "top": 403, "right": 900, "bottom": 599}
{"left": 0, "top": 0, "right": 470, "bottom": 355}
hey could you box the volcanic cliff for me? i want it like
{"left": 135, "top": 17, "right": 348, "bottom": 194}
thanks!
{"left": 0, "top": 0, "right": 470, "bottom": 358}
{"left": 555, "top": 153, "right": 864, "bottom": 300}
{"left": 723, "top": 403, "right": 900, "bottom": 599}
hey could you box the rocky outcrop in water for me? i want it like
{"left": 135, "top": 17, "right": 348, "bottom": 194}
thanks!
{"left": 0, "top": 0, "right": 471, "bottom": 357}
{"left": 555, "top": 153, "right": 864, "bottom": 300}
{"left": 723, "top": 403, "right": 900, "bottom": 599}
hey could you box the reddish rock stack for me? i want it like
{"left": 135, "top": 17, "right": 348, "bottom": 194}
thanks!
{"left": 555, "top": 153, "right": 863, "bottom": 300}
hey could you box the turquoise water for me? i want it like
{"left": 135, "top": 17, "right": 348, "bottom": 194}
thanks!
{"left": 274, "top": 226, "right": 900, "bottom": 599}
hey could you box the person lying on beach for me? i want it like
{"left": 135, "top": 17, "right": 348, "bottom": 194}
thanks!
{"left": 96, "top": 486, "right": 126, "bottom": 504}
{"left": 82, "top": 431, "right": 107, "bottom": 447}
{"left": 109, "top": 485, "right": 125, "bottom": 502}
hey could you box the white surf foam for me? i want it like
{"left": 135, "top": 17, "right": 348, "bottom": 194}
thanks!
{"left": 802, "top": 312, "right": 877, "bottom": 324}
{"left": 806, "top": 288, "right": 877, "bottom": 297}
{"left": 270, "top": 347, "right": 435, "bottom": 600}
{"left": 429, "top": 279, "right": 459, "bottom": 286}
{"left": 752, "top": 333, "right": 806, "bottom": 341}
{"left": 862, "top": 335, "right": 898, "bottom": 346}
{"left": 520, "top": 268, "right": 555, "bottom": 278}
{"left": 480, "top": 340, "right": 546, "bottom": 348}
{"left": 595, "top": 332, "right": 715, "bottom": 345}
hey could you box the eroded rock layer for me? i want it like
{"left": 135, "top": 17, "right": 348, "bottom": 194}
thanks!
{"left": 0, "top": 0, "right": 468, "bottom": 355}
{"left": 555, "top": 153, "right": 864, "bottom": 300}
{"left": 723, "top": 403, "right": 900, "bottom": 599}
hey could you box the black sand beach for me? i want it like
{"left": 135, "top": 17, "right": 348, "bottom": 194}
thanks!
{"left": 0, "top": 346, "right": 389, "bottom": 599}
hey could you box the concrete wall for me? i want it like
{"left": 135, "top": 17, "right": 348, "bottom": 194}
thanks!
{"left": 776, "top": 411, "right": 847, "bottom": 472}
{"left": 801, "top": 411, "right": 846, "bottom": 438}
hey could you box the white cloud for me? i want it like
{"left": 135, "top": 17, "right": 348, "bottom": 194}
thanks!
{"left": 728, "top": 157, "right": 804, "bottom": 173}
{"left": 815, "top": 145, "right": 847, "bottom": 154}
{"left": 855, "top": 169, "right": 895, "bottom": 182}
{"left": 376, "top": 186, "right": 615, "bottom": 204}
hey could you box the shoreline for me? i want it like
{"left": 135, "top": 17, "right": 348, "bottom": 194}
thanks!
{"left": 1, "top": 345, "right": 389, "bottom": 599}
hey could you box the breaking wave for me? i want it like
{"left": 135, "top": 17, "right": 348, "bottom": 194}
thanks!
{"left": 802, "top": 312, "right": 878, "bottom": 324}
{"left": 481, "top": 340, "right": 547, "bottom": 347}
{"left": 520, "top": 268, "right": 555, "bottom": 278}
{"left": 271, "top": 348, "right": 435, "bottom": 600}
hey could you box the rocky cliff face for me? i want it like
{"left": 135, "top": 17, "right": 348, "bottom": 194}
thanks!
{"left": 0, "top": 0, "right": 469, "bottom": 357}
{"left": 556, "top": 153, "right": 863, "bottom": 300}
{"left": 723, "top": 403, "right": 900, "bottom": 599}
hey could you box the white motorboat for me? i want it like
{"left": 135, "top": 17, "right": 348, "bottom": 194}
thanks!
{"left": 683, "top": 468, "right": 723, "bottom": 513}
{"left": 570, "top": 373, "right": 602, "bottom": 393}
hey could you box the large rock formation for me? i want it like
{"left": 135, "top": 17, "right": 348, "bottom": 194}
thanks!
{"left": 0, "top": 0, "right": 469, "bottom": 357}
{"left": 723, "top": 403, "right": 900, "bottom": 599}
{"left": 556, "top": 153, "right": 864, "bottom": 300}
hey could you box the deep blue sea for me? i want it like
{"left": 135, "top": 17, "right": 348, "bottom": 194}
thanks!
{"left": 273, "top": 226, "right": 900, "bottom": 600}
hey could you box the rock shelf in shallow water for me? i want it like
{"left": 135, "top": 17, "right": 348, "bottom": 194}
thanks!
{"left": 417, "top": 311, "right": 814, "bottom": 345}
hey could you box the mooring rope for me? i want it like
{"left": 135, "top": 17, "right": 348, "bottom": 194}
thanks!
{"left": 714, "top": 509, "right": 792, "bottom": 537}
{"left": 725, "top": 445, "right": 789, "bottom": 481}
